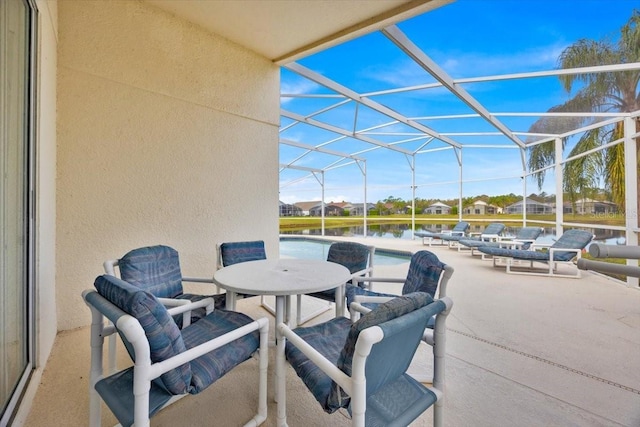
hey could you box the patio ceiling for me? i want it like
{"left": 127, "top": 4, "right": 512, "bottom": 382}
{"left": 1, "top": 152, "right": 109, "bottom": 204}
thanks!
{"left": 144, "top": 0, "right": 451, "bottom": 63}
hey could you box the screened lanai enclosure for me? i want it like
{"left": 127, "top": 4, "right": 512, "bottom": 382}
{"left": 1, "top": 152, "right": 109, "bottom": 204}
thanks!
{"left": 278, "top": 10, "right": 640, "bottom": 289}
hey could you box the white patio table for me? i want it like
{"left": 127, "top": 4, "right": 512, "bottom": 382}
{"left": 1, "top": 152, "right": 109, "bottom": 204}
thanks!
{"left": 213, "top": 258, "right": 351, "bottom": 427}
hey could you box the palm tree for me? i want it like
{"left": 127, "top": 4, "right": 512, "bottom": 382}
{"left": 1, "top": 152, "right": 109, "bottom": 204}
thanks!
{"left": 527, "top": 10, "right": 640, "bottom": 216}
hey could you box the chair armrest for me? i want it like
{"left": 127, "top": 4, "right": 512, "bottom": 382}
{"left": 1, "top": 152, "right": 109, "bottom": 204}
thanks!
{"left": 181, "top": 276, "right": 214, "bottom": 284}
{"left": 165, "top": 297, "right": 216, "bottom": 316}
{"left": 352, "top": 276, "right": 403, "bottom": 292}
{"left": 352, "top": 277, "right": 403, "bottom": 284}
{"left": 549, "top": 247, "right": 583, "bottom": 261}
{"left": 158, "top": 298, "right": 191, "bottom": 308}
{"left": 277, "top": 322, "right": 352, "bottom": 392}
{"left": 353, "top": 295, "right": 394, "bottom": 305}
{"left": 348, "top": 296, "right": 394, "bottom": 320}
{"left": 531, "top": 242, "right": 552, "bottom": 250}
{"left": 480, "top": 233, "right": 500, "bottom": 241}
{"left": 166, "top": 297, "right": 216, "bottom": 326}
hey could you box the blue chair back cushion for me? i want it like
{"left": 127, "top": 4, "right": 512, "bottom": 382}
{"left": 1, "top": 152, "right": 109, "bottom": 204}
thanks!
{"left": 327, "top": 242, "right": 370, "bottom": 274}
{"left": 402, "top": 251, "right": 444, "bottom": 296}
{"left": 517, "top": 227, "right": 543, "bottom": 241}
{"left": 118, "top": 245, "right": 183, "bottom": 299}
{"left": 329, "top": 292, "right": 433, "bottom": 411}
{"left": 94, "top": 275, "right": 193, "bottom": 395}
{"left": 220, "top": 240, "right": 266, "bottom": 266}
{"left": 452, "top": 221, "right": 470, "bottom": 232}
{"left": 483, "top": 223, "right": 505, "bottom": 235}
{"left": 551, "top": 229, "right": 593, "bottom": 261}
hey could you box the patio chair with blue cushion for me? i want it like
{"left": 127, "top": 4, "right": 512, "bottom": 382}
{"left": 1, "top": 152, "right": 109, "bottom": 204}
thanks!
{"left": 345, "top": 250, "right": 452, "bottom": 384}
{"left": 83, "top": 274, "right": 269, "bottom": 427}
{"left": 300, "top": 241, "right": 375, "bottom": 324}
{"left": 459, "top": 226, "right": 543, "bottom": 258}
{"left": 277, "top": 292, "right": 453, "bottom": 427}
{"left": 104, "top": 245, "right": 226, "bottom": 325}
{"left": 104, "top": 245, "right": 227, "bottom": 373}
{"left": 478, "top": 228, "right": 594, "bottom": 278}
{"left": 415, "top": 221, "right": 470, "bottom": 246}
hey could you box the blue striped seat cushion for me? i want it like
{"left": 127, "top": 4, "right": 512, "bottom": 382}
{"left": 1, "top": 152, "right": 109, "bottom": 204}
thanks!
{"left": 181, "top": 309, "right": 259, "bottom": 393}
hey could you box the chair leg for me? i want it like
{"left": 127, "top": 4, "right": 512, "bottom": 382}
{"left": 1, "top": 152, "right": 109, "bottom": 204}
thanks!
{"left": 245, "top": 318, "right": 269, "bottom": 427}
{"left": 296, "top": 295, "right": 333, "bottom": 326}
{"left": 88, "top": 308, "right": 105, "bottom": 427}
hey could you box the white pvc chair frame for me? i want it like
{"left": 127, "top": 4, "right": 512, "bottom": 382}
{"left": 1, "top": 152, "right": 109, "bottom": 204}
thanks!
{"left": 277, "top": 296, "right": 453, "bottom": 427}
{"left": 83, "top": 292, "right": 269, "bottom": 427}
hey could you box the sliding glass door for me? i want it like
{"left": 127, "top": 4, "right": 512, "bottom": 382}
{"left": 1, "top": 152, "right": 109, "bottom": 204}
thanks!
{"left": 0, "top": 0, "right": 35, "bottom": 423}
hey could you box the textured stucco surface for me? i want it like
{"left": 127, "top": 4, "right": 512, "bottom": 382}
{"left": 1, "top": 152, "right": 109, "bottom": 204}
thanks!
{"left": 56, "top": 0, "right": 280, "bottom": 330}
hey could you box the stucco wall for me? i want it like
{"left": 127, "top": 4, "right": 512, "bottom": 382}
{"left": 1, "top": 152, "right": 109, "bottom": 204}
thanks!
{"left": 56, "top": 0, "right": 280, "bottom": 330}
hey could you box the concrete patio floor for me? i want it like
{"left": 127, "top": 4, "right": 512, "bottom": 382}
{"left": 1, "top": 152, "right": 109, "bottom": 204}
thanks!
{"left": 24, "top": 236, "right": 640, "bottom": 426}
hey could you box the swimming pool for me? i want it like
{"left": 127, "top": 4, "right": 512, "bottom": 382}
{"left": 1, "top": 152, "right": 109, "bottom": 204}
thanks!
{"left": 279, "top": 237, "right": 411, "bottom": 265}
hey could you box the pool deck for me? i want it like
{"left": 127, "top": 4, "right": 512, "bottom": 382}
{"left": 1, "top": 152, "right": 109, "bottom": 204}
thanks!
{"left": 24, "top": 235, "right": 640, "bottom": 426}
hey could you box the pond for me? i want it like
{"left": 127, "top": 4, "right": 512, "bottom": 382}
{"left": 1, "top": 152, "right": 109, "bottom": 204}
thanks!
{"left": 280, "top": 223, "right": 626, "bottom": 246}
{"left": 279, "top": 236, "right": 411, "bottom": 265}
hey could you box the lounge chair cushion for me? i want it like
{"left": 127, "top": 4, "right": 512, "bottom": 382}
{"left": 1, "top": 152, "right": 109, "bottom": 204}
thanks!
{"left": 479, "top": 229, "right": 592, "bottom": 262}
{"left": 94, "top": 275, "right": 193, "bottom": 394}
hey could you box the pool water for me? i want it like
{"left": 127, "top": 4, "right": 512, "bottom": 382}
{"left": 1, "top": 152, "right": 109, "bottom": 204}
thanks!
{"left": 279, "top": 237, "right": 411, "bottom": 265}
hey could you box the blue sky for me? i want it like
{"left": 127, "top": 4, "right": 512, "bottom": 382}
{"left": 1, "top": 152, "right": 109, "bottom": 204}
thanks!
{"left": 279, "top": 0, "right": 637, "bottom": 205}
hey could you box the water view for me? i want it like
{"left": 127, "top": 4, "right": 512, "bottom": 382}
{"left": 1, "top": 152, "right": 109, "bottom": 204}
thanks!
{"left": 280, "top": 222, "right": 626, "bottom": 246}
{"left": 280, "top": 237, "right": 411, "bottom": 265}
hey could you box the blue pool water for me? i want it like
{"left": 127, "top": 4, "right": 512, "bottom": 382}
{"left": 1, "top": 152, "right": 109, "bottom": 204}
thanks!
{"left": 279, "top": 237, "right": 411, "bottom": 265}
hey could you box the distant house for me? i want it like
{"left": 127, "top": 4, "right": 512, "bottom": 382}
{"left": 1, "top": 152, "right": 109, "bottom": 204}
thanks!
{"left": 463, "top": 200, "right": 501, "bottom": 215}
{"left": 505, "top": 200, "right": 552, "bottom": 214}
{"left": 294, "top": 201, "right": 321, "bottom": 216}
{"left": 279, "top": 201, "right": 302, "bottom": 216}
{"left": 383, "top": 203, "right": 409, "bottom": 214}
{"left": 423, "top": 202, "right": 451, "bottom": 215}
{"left": 349, "top": 203, "right": 376, "bottom": 216}
{"left": 564, "top": 198, "right": 618, "bottom": 215}
{"left": 309, "top": 203, "right": 344, "bottom": 216}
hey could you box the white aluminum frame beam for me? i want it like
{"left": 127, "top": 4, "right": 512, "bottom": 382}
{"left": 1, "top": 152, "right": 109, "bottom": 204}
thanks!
{"left": 281, "top": 108, "right": 414, "bottom": 155}
{"left": 284, "top": 62, "right": 462, "bottom": 149}
{"left": 382, "top": 25, "right": 527, "bottom": 153}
